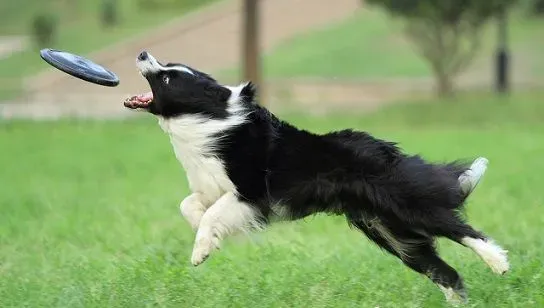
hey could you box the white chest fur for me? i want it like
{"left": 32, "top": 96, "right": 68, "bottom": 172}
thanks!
{"left": 158, "top": 115, "right": 242, "bottom": 203}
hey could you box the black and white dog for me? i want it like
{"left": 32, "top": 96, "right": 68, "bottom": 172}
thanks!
{"left": 124, "top": 51, "right": 509, "bottom": 303}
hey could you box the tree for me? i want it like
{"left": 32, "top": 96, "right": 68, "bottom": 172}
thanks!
{"left": 101, "top": 0, "right": 119, "bottom": 28}
{"left": 533, "top": 0, "right": 544, "bottom": 14}
{"left": 365, "top": 0, "right": 517, "bottom": 97}
{"left": 31, "top": 13, "right": 58, "bottom": 48}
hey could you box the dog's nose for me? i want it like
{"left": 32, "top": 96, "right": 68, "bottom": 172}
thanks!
{"left": 138, "top": 51, "right": 148, "bottom": 61}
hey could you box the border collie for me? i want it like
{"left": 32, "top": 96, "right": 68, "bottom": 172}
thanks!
{"left": 124, "top": 51, "right": 509, "bottom": 304}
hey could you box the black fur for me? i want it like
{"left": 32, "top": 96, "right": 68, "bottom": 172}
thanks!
{"left": 144, "top": 62, "right": 230, "bottom": 118}
{"left": 219, "top": 89, "right": 486, "bottom": 298}
{"left": 132, "top": 55, "right": 499, "bottom": 301}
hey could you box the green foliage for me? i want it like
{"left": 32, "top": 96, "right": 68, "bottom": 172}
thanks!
{"left": 101, "top": 0, "right": 119, "bottom": 28}
{"left": 533, "top": 0, "right": 544, "bottom": 14}
{"left": 366, "top": 0, "right": 517, "bottom": 24}
{"left": 30, "top": 13, "right": 58, "bottom": 48}
{"left": 364, "top": 0, "right": 518, "bottom": 97}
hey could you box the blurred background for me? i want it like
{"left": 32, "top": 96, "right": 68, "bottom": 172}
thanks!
{"left": 0, "top": 0, "right": 543, "bottom": 307}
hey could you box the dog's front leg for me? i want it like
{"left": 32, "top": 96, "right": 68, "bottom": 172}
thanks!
{"left": 190, "top": 192, "right": 263, "bottom": 266}
{"left": 179, "top": 193, "right": 210, "bottom": 231}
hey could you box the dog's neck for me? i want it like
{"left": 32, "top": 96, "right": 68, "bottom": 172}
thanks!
{"left": 156, "top": 83, "right": 254, "bottom": 197}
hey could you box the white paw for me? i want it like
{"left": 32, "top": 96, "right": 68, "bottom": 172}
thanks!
{"left": 462, "top": 237, "right": 510, "bottom": 275}
{"left": 475, "top": 239, "right": 509, "bottom": 275}
{"left": 485, "top": 245, "right": 510, "bottom": 275}
{"left": 438, "top": 285, "right": 467, "bottom": 306}
{"left": 190, "top": 236, "right": 219, "bottom": 266}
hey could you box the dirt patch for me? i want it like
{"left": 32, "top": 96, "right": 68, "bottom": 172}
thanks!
{"left": 22, "top": 0, "right": 361, "bottom": 106}
{"left": 0, "top": 36, "right": 28, "bottom": 60}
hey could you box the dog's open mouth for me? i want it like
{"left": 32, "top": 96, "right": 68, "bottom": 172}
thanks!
{"left": 123, "top": 92, "right": 153, "bottom": 109}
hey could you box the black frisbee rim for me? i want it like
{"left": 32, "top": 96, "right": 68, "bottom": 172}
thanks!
{"left": 40, "top": 48, "right": 120, "bottom": 87}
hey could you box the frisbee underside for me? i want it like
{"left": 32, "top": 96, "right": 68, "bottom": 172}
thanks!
{"left": 40, "top": 49, "right": 120, "bottom": 87}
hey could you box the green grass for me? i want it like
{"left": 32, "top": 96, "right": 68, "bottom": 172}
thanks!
{"left": 222, "top": 8, "right": 430, "bottom": 80}
{"left": 0, "top": 0, "right": 217, "bottom": 98}
{"left": 261, "top": 9, "right": 429, "bottom": 78}
{"left": 220, "top": 8, "right": 544, "bottom": 80}
{"left": 1, "top": 92, "right": 544, "bottom": 307}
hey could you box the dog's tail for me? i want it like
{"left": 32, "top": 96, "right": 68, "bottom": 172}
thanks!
{"left": 458, "top": 157, "right": 488, "bottom": 197}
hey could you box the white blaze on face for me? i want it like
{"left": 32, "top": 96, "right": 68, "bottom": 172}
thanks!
{"left": 136, "top": 52, "right": 195, "bottom": 76}
{"left": 166, "top": 65, "right": 195, "bottom": 76}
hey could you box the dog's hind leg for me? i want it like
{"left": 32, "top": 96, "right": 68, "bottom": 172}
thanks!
{"left": 402, "top": 243, "right": 468, "bottom": 304}
{"left": 349, "top": 218, "right": 467, "bottom": 304}
{"left": 460, "top": 236, "right": 509, "bottom": 275}
{"left": 443, "top": 222, "right": 510, "bottom": 275}
{"left": 453, "top": 158, "right": 509, "bottom": 274}
{"left": 423, "top": 211, "right": 510, "bottom": 275}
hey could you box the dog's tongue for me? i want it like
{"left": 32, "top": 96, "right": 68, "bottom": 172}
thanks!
{"left": 136, "top": 92, "right": 153, "bottom": 102}
{"left": 124, "top": 91, "right": 153, "bottom": 109}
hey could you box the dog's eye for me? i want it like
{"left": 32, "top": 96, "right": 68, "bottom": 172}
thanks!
{"left": 162, "top": 75, "right": 170, "bottom": 85}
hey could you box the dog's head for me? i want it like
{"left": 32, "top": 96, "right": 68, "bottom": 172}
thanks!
{"left": 124, "top": 51, "right": 243, "bottom": 118}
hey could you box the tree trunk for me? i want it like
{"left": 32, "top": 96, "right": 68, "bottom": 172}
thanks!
{"left": 436, "top": 71, "right": 454, "bottom": 98}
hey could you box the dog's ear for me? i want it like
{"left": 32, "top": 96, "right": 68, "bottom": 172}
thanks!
{"left": 204, "top": 82, "right": 232, "bottom": 103}
{"left": 239, "top": 82, "right": 257, "bottom": 104}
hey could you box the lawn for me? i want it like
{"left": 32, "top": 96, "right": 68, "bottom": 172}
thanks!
{"left": 260, "top": 8, "right": 429, "bottom": 79}
{"left": 1, "top": 92, "right": 543, "bottom": 307}
{"left": 220, "top": 8, "right": 544, "bottom": 81}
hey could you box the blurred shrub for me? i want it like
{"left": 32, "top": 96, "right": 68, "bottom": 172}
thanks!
{"left": 365, "top": 0, "right": 518, "bottom": 97}
{"left": 31, "top": 13, "right": 58, "bottom": 48}
{"left": 533, "top": 0, "right": 544, "bottom": 14}
{"left": 101, "top": 0, "right": 119, "bottom": 28}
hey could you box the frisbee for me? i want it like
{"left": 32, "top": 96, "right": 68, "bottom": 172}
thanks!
{"left": 39, "top": 48, "right": 120, "bottom": 87}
